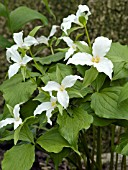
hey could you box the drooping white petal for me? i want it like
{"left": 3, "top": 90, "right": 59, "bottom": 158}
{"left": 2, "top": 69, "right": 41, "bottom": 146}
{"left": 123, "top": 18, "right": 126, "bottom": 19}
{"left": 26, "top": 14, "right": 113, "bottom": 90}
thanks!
{"left": 60, "top": 37, "right": 74, "bottom": 47}
{"left": 6, "top": 45, "right": 18, "bottom": 63}
{"left": 79, "top": 41, "right": 88, "bottom": 46}
{"left": 34, "top": 102, "right": 52, "bottom": 116}
{"left": 22, "top": 55, "right": 33, "bottom": 65}
{"left": 61, "top": 14, "right": 76, "bottom": 34}
{"left": 67, "top": 52, "right": 93, "bottom": 66}
{"left": 49, "top": 25, "right": 59, "bottom": 38}
{"left": 57, "top": 90, "right": 69, "bottom": 109}
{"left": 93, "top": 57, "right": 113, "bottom": 79}
{"left": 65, "top": 47, "right": 76, "bottom": 61}
{"left": 14, "top": 118, "right": 22, "bottom": 130}
{"left": 13, "top": 31, "right": 23, "bottom": 47}
{"left": 23, "top": 35, "right": 38, "bottom": 48}
{"left": 8, "top": 63, "right": 20, "bottom": 79}
{"left": 13, "top": 104, "right": 20, "bottom": 120}
{"left": 42, "top": 81, "right": 60, "bottom": 92}
{"left": 62, "top": 75, "right": 83, "bottom": 88}
{"left": 76, "top": 5, "right": 91, "bottom": 18}
{"left": 92, "top": 36, "right": 112, "bottom": 58}
{"left": 0, "top": 118, "right": 15, "bottom": 128}
{"left": 46, "top": 109, "right": 53, "bottom": 125}
{"left": 36, "top": 36, "right": 49, "bottom": 46}
{"left": 6, "top": 47, "right": 21, "bottom": 63}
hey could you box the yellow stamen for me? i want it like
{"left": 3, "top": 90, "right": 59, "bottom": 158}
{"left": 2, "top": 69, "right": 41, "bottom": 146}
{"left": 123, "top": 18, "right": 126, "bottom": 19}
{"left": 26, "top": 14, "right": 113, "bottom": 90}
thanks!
{"left": 59, "top": 85, "right": 65, "bottom": 91}
{"left": 92, "top": 56, "right": 100, "bottom": 63}
{"left": 51, "top": 101, "right": 56, "bottom": 107}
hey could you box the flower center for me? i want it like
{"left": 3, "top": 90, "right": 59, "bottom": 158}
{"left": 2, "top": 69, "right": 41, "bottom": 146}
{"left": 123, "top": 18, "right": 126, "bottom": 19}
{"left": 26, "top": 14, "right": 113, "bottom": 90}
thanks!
{"left": 59, "top": 85, "right": 65, "bottom": 91}
{"left": 72, "top": 44, "right": 76, "bottom": 49}
{"left": 92, "top": 56, "right": 100, "bottom": 63}
{"left": 51, "top": 101, "right": 56, "bottom": 107}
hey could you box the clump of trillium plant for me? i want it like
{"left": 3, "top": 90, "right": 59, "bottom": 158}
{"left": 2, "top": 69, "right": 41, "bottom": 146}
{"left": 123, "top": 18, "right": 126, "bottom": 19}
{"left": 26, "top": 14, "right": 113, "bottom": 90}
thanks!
{"left": 0, "top": 4, "right": 128, "bottom": 170}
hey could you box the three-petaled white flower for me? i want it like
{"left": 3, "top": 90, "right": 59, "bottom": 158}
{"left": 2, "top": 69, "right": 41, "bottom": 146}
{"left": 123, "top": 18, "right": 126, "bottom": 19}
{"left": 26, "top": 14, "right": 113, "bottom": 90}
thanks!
{"left": 60, "top": 36, "right": 88, "bottom": 60}
{"left": 34, "top": 94, "right": 57, "bottom": 125}
{"left": 67, "top": 36, "right": 114, "bottom": 79}
{"left": 61, "top": 5, "right": 91, "bottom": 34}
{"left": 35, "top": 25, "right": 59, "bottom": 46}
{"left": 7, "top": 47, "right": 33, "bottom": 78}
{"left": 42, "top": 75, "right": 83, "bottom": 109}
{"left": 0, "top": 104, "right": 22, "bottom": 130}
{"left": 12, "top": 31, "right": 38, "bottom": 49}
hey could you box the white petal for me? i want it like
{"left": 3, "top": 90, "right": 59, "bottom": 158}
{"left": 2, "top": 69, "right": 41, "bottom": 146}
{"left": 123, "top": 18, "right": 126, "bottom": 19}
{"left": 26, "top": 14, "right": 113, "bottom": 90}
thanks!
{"left": 79, "top": 41, "right": 88, "bottom": 46}
{"left": 13, "top": 31, "right": 23, "bottom": 47}
{"left": 14, "top": 118, "right": 22, "bottom": 130}
{"left": 42, "top": 81, "right": 60, "bottom": 92}
{"left": 6, "top": 47, "right": 21, "bottom": 63}
{"left": 0, "top": 118, "right": 15, "bottom": 128}
{"left": 13, "top": 104, "right": 20, "bottom": 120}
{"left": 49, "top": 25, "right": 59, "bottom": 38}
{"left": 93, "top": 57, "right": 113, "bottom": 79}
{"left": 50, "top": 95, "right": 57, "bottom": 103}
{"left": 92, "top": 36, "right": 112, "bottom": 58}
{"left": 46, "top": 109, "right": 53, "bottom": 125}
{"left": 61, "top": 14, "right": 76, "bottom": 34}
{"left": 62, "top": 75, "right": 83, "bottom": 88}
{"left": 76, "top": 5, "right": 91, "bottom": 18}
{"left": 60, "top": 37, "right": 74, "bottom": 47}
{"left": 22, "top": 55, "right": 33, "bottom": 65}
{"left": 67, "top": 52, "right": 93, "bottom": 66}
{"left": 6, "top": 45, "right": 18, "bottom": 63}
{"left": 8, "top": 63, "right": 20, "bottom": 79}
{"left": 64, "top": 47, "right": 75, "bottom": 61}
{"left": 36, "top": 36, "right": 49, "bottom": 45}
{"left": 23, "top": 35, "right": 38, "bottom": 48}
{"left": 57, "top": 90, "right": 69, "bottom": 109}
{"left": 34, "top": 102, "right": 52, "bottom": 116}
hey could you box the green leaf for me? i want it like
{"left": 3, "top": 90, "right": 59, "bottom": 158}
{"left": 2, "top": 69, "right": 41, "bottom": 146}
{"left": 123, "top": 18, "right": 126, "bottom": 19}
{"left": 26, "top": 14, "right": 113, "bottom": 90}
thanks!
{"left": 41, "top": 0, "right": 56, "bottom": 19}
{"left": 0, "top": 35, "right": 12, "bottom": 49}
{"left": 57, "top": 108, "right": 93, "bottom": 148}
{"left": 2, "top": 81, "right": 37, "bottom": 107}
{"left": 75, "top": 41, "right": 91, "bottom": 54}
{"left": 29, "top": 26, "right": 42, "bottom": 36}
{"left": 79, "top": 16, "right": 86, "bottom": 26}
{"left": 118, "top": 82, "right": 128, "bottom": 104}
{"left": 36, "top": 128, "right": 70, "bottom": 153}
{"left": 56, "top": 63, "right": 73, "bottom": 83}
{"left": 9, "top": 6, "right": 48, "bottom": 32}
{"left": 83, "top": 67, "right": 98, "bottom": 88}
{"left": 0, "top": 3, "right": 7, "bottom": 17}
{"left": 107, "top": 43, "right": 128, "bottom": 62}
{"left": 91, "top": 87, "right": 128, "bottom": 119}
{"left": 92, "top": 73, "right": 106, "bottom": 91}
{"left": 115, "top": 132, "right": 128, "bottom": 156}
{"left": 35, "top": 52, "right": 65, "bottom": 65}
{"left": 51, "top": 148, "right": 70, "bottom": 170}
{"left": 2, "top": 144, "right": 35, "bottom": 170}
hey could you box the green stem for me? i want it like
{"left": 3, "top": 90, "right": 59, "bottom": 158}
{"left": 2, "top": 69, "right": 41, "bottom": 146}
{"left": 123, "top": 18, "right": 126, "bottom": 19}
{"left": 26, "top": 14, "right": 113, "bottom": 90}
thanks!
{"left": 85, "top": 25, "right": 91, "bottom": 48}
{"left": 96, "top": 127, "right": 102, "bottom": 170}
{"left": 92, "top": 125, "right": 96, "bottom": 170}
{"left": 110, "top": 125, "right": 116, "bottom": 170}
{"left": 50, "top": 45, "right": 54, "bottom": 55}
{"left": 29, "top": 49, "right": 44, "bottom": 75}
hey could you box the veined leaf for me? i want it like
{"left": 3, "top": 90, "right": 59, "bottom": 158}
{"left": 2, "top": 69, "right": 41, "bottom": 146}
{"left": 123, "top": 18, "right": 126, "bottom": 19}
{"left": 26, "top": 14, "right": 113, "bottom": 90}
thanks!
{"left": 2, "top": 144, "right": 35, "bottom": 170}
{"left": 75, "top": 41, "right": 91, "bottom": 54}
{"left": 35, "top": 52, "right": 65, "bottom": 65}
{"left": 91, "top": 87, "right": 128, "bottom": 119}
{"left": 36, "top": 128, "right": 70, "bottom": 153}
{"left": 57, "top": 108, "right": 93, "bottom": 148}
{"left": 9, "top": 6, "right": 48, "bottom": 32}
{"left": 118, "top": 82, "right": 128, "bottom": 104}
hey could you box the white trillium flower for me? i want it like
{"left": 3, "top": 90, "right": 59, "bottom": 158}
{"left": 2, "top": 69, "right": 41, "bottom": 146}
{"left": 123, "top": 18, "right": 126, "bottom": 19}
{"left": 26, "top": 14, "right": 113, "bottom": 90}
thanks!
{"left": 60, "top": 37, "right": 88, "bottom": 60}
{"left": 0, "top": 104, "right": 22, "bottom": 130}
{"left": 34, "top": 95, "right": 57, "bottom": 125}
{"left": 7, "top": 47, "right": 33, "bottom": 78}
{"left": 35, "top": 25, "right": 59, "bottom": 46}
{"left": 13, "top": 31, "right": 38, "bottom": 49}
{"left": 42, "top": 75, "right": 83, "bottom": 109}
{"left": 67, "top": 36, "right": 113, "bottom": 79}
{"left": 74, "top": 5, "right": 91, "bottom": 25}
{"left": 61, "top": 5, "right": 91, "bottom": 34}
